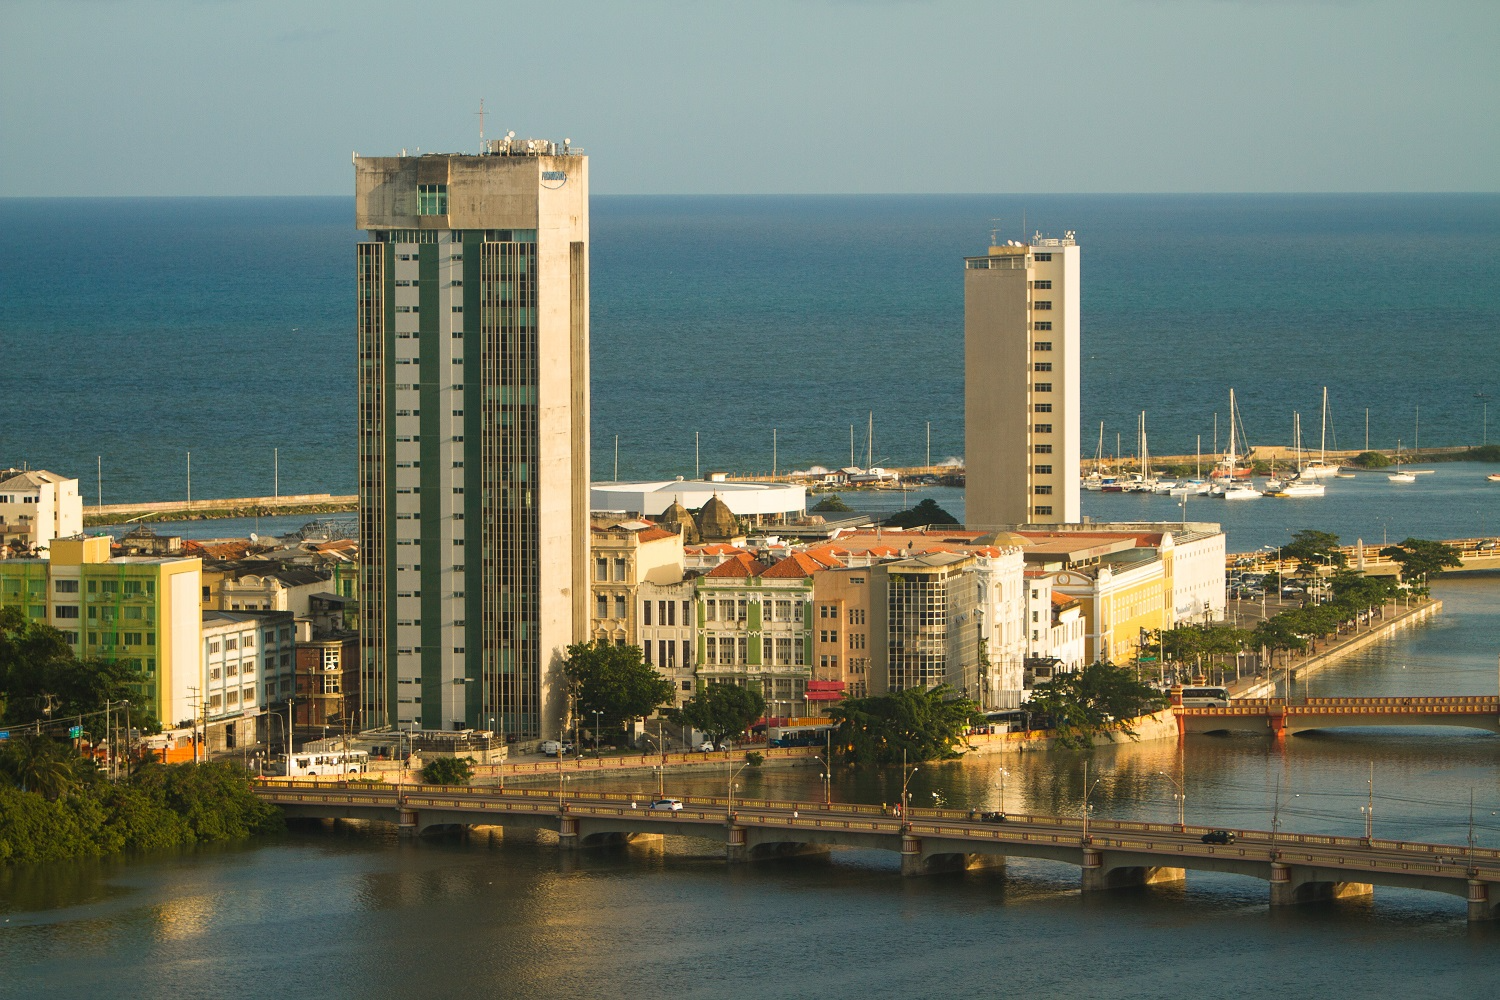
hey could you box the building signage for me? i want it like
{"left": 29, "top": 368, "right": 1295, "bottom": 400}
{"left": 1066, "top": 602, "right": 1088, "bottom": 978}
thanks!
{"left": 540, "top": 170, "right": 567, "bottom": 189}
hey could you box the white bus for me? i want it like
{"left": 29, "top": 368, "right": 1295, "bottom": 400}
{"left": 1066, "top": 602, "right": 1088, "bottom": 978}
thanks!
{"left": 1179, "top": 686, "right": 1231, "bottom": 708}
{"left": 287, "top": 750, "right": 369, "bottom": 776}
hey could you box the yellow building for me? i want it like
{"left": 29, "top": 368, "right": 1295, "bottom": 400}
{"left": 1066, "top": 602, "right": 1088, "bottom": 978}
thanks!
{"left": 0, "top": 535, "right": 202, "bottom": 726}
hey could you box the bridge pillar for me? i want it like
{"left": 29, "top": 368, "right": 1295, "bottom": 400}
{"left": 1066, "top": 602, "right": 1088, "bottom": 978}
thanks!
{"left": 900, "top": 835, "right": 924, "bottom": 877}
{"left": 397, "top": 809, "right": 418, "bottom": 839}
{"left": 1269, "top": 863, "right": 1372, "bottom": 906}
{"left": 726, "top": 825, "right": 748, "bottom": 864}
{"left": 1468, "top": 880, "right": 1498, "bottom": 922}
{"left": 1079, "top": 850, "right": 1183, "bottom": 892}
{"left": 558, "top": 815, "right": 581, "bottom": 851}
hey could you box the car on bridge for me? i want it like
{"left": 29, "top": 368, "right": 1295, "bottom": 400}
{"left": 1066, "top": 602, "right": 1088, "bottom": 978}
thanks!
{"left": 1201, "top": 830, "right": 1235, "bottom": 845}
{"left": 648, "top": 798, "right": 684, "bottom": 812}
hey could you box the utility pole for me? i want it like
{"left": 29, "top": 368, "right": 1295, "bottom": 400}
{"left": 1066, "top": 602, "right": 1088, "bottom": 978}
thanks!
{"left": 1362, "top": 761, "right": 1374, "bottom": 841}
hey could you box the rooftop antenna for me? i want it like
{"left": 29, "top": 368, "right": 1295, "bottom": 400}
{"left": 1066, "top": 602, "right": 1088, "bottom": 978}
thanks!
{"left": 476, "top": 98, "right": 486, "bottom": 148}
{"left": 989, "top": 218, "right": 1002, "bottom": 246}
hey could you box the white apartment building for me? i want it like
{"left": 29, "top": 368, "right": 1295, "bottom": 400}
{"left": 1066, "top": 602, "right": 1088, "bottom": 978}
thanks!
{"left": 201, "top": 610, "right": 296, "bottom": 750}
{"left": 356, "top": 140, "right": 590, "bottom": 738}
{"left": 964, "top": 235, "right": 1082, "bottom": 527}
{"left": 0, "top": 468, "right": 83, "bottom": 554}
{"left": 638, "top": 578, "right": 697, "bottom": 708}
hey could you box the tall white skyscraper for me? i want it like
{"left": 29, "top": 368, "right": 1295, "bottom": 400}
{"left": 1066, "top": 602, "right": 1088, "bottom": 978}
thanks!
{"left": 355, "top": 138, "right": 590, "bottom": 739}
{"left": 964, "top": 234, "right": 1081, "bottom": 527}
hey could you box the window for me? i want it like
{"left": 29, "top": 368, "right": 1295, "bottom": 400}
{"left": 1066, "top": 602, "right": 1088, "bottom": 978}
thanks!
{"left": 595, "top": 558, "right": 607, "bottom": 581}
{"left": 682, "top": 600, "right": 690, "bottom": 623}
{"left": 847, "top": 608, "right": 865, "bottom": 625}
{"left": 1035, "top": 252, "right": 1052, "bottom": 261}
{"left": 417, "top": 184, "right": 448, "bottom": 215}
{"left": 643, "top": 601, "right": 653, "bottom": 626}
{"left": 1033, "top": 279, "right": 1052, "bottom": 289}
{"left": 1035, "top": 465, "right": 1053, "bottom": 474}
{"left": 1033, "top": 340, "right": 1052, "bottom": 351}
{"left": 1034, "top": 505, "right": 1053, "bottom": 515}
{"left": 850, "top": 632, "right": 866, "bottom": 650}
{"left": 682, "top": 640, "right": 691, "bottom": 668}
{"left": 1034, "top": 300, "right": 1052, "bottom": 310}
{"left": 1034, "top": 485, "right": 1053, "bottom": 495}
{"left": 705, "top": 599, "right": 717, "bottom": 622}
{"left": 1035, "top": 424, "right": 1053, "bottom": 433}
{"left": 1034, "top": 321, "right": 1053, "bottom": 331}
{"left": 54, "top": 605, "right": 79, "bottom": 619}
{"left": 596, "top": 594, "right": 608, "bottom": 618}
{"left": 1034, "top": 444, "right": 1053, "bottom": 454}
{"left": 644, "top": 641, "right": 654, "bottom": 665}
{"left": 1034, "top": 403, "right": 1052, "bottom": 413}
{"left": 736, "top": 599, "right": 747, "bottom": 621}
{"left": 775, "top": 637, "right": 793, "bottom": 665}
{"left": 774, "top": 599, "right": 792, "bottom": 622}
{"left": 1033, "top": 362, "right": 1052, "bottom": 372}
{"left": 613, "top": 559, "right": 626, "bottom": 582}
{"left": 614, "top": 595, "right": 626, "bottom": 619}
{"left": 1034, "top": 382, "right": 1052, "bottom": 392}
{"left": 55, "top": 579, "right": 79, "bottom": 594}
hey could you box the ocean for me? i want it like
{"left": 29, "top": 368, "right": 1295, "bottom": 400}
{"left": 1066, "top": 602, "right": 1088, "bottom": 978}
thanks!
{"left": 2, "top": 194, "right": 1498, "bottom": 523}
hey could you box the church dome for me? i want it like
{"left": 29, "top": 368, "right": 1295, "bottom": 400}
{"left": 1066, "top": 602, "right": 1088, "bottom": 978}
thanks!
{"left": 695, "top": 494, "right": 739, "bottom": 541}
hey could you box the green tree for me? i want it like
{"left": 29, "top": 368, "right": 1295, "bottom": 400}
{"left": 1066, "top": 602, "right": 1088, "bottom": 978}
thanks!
{"left": 883, "top": 498, "right": 958, "bottom": 529}
{"left": 1026, "top": 663, "right": 1169, "bottom": 749}
{"left": 1351, "top": 451, "right": 1393, "bottom": 468}
{"left": 0, "top": 732, "right": 80, "bottom": 799}
{"left": 1378, "top": 538, "right": 1463, "bottom": 586}
{"left": 0, "top": 607, "right": 145, "bottom": 725}
{"left": 828, "top": 685, "right": 982, "bottom": 764}
{"left": 562, "top": 640, "right": 674, "bottom": 738}
{"left": 420, "top": 756, "right": 475, "bottom": 785}
{"left": 1283, "top": 529, "right": 1347, "bottom": 576}
{"left": 674, "top": 682, "right": 765, "bottom": 748}
{"left": 811, "top": 494, "right": 852, "bottom": 513}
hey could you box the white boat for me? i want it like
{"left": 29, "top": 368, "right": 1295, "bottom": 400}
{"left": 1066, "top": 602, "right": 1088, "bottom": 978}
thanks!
{"left": 1213, "top": 389, "right": 1261, "bottom": 499}
{"left": 1298, "top": 387, "right": 1341, "bottom": 478}
{"left": 1388, "top": 438, "right": 1415, "bottom": 483}
{"left": 1488, "top": 473, "right": 1500, "bottom": 483}
{"left": 1267, "top": 412, "right": 1326, "bottom": 497}
{"left": 1083, "top": 422, "right": 1110, "bottom": 490}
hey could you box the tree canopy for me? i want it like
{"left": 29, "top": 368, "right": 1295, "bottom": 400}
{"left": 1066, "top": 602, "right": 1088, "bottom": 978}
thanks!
{"left": 1024, "top": 662, "right": 1169, "bottom": 749}
{"left": 1378, "top": 538, "right": 1463, "bottom": 585}
{"left": 1282, "top": 530, "right": 1346, "bottom": 575}
{"left": 562, "top": 640, "right": 674, "bottom": 735}
{"left": 828, "top": 685, "right": 982, "bottom": 764}
{"left": 811, "top": 494, "right": 852, "bottom": 513}
{"left": 884, "top": 498, "right": 958, "bottom": 529}
{"left": 420, "top": 756, "right": 474, "bottom": 785}
{"left": 673, "top": 683, "right": 765, "bottom": 747}
{"left": 0, "top": 607, "right": 159, "bottom": 730}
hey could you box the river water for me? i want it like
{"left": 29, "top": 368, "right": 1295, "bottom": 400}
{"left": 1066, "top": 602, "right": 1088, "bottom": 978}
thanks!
{"left": 3, "top": 580, "right": 1498, "bottom": 999}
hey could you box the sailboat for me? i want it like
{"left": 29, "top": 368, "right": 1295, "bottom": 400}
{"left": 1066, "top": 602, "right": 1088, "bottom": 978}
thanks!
{"left": 1388, "top": 438, "right": 1416, "bottom": 483}
{"left": 1083, "top": 422, "right": 1111, "bottom": 490}
{"left": 1213, "top": 389, "right": 1261, "bottom": 500}
{"left": 1298, "top": 386, "right": 1340, "bottom": 478}
{"left": 1268, "top": 412, "right": 1326, "bottom": 497}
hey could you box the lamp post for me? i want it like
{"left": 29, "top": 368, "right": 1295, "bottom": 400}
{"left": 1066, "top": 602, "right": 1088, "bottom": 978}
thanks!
{"left": 810, "top": 754, "right": 831, "bottom": 807}
{"left": 997, "top": 766, "right": 1009, "bottom": 816}
{"left": 900, "top": 749, "right": 919, "bottom": 829}
{"left": 1081, "top": 759, "right": 1104, "bottom": 843}
{"left": 1361, "top": 761, "right": 1374, "bottom": 842}
{"left": 1157, "top": 769, "right": 1185, "bottom": 829}
{"left": 592, "top": 709, "right": 603, "bottom": 757}
{"left": 727, "top": 761, "right": 750, "bottom": 819}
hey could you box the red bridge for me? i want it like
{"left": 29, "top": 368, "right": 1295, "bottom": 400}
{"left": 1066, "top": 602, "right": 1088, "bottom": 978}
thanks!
{"left": 1177, "top": 696, "right": 1500, "bottom": 736}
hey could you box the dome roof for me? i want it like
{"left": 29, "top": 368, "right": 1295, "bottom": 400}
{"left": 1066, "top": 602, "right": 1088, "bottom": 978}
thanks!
{"left": 657, "top": 499, "right": 700, "bottom": 544}
{"left": 695, "top": 494, "right": 739, "bottom": 541}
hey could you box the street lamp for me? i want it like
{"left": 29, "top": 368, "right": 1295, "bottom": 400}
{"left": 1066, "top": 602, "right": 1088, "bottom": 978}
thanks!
{"left": 1361, "top": 762, "right": 1374, "bottom": 842}
{"left": 592, "top": 709, "right": 603, "bottom": 757}
{"left": 997, "top": 766, "right": 1009, "bottom": 816}
{"left": 1157, "top": 769, "right": 1185, "bottom": 829}
{"left": 900, "top": 749, "right": 919, "bottom": 828}
{"left": 810, "top": 754, "right": 831, "bottom": 807}
{"left": 727, "top": 761, "right": 750, "bottom": 819}
{"left": 1081, "top": 759, "right": 1104, "bottom": 843}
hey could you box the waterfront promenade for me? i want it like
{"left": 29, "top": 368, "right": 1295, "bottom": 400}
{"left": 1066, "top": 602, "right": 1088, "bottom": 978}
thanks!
{"left": 255, "top": 781, "right": 1500, "bottom": 921}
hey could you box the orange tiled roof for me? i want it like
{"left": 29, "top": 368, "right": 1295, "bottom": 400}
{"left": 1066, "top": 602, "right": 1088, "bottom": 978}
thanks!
{"left": 761, "top": 552, "right": 823, "bottom": 578}
{"left": 636, "top": 527, "right": 677, "bottom": 543}
{"left": 705, "top": 552, "right": 767, "bottom": 578}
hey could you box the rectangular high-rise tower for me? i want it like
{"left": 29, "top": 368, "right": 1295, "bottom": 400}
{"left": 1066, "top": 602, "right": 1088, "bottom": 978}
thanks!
{"left": 355, "top": 139, "right": 589, "bottom": 739}
{"left": 964, "top": 234, "right": 1081, "bottom": 527}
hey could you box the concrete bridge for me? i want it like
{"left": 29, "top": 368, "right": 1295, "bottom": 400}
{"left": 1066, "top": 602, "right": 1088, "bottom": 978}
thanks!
{"left": 255, "top": 780, "right": 1500, "bottom": 921}
{"left": 1179, "top": 696, "right": 1500, "bottom": 736}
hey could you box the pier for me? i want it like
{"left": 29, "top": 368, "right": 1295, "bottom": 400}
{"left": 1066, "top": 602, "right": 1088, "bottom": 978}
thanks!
{"left": 83, "top": 492, "right": 357, "bottom": 526}
{"left": 255, "top": 780, "right": 1500, "bottom": 921}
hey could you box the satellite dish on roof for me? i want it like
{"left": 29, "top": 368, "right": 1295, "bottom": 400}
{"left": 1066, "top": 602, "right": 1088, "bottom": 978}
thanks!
{"left": 249, "top": 533, "right": 259, "bottom": 544}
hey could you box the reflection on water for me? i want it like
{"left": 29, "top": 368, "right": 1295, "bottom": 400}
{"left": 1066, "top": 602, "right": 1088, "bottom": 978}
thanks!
{"left": 1, "top": 579, "right": 1498, "bottom": 999}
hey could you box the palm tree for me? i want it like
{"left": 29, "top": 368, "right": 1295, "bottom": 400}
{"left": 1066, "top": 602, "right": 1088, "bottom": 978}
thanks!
{"left": 0, "top": 733, "right": 79, "bottom": 800}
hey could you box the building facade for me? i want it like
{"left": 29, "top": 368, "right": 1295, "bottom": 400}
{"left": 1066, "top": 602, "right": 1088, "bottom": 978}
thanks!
{"left": 0, "top": 536, "right": 202, "bottom": 727}
{"left": 201, "top": 610, "right": 296, "bottom": 750}
{"left": 356, "top": 140, "right": 590, "bottom": 738}
{"left": 881, "top": 552, "right": 984, "bottom": 698}
{"left": 693, "top": 553, "right": 814, "bottom": 720}
{"left": 964, "top": 236, "right": 1082, "bottom": 527}
{"left": 0, "top": 468, "right": 82, "bottom": 554}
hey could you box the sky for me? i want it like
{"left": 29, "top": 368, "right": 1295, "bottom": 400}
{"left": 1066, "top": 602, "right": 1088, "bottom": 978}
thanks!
{"left": 2, "top": 0, "right": 1497, "bottom": 196}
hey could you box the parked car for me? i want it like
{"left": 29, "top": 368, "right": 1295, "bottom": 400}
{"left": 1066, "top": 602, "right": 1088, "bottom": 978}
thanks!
{"left": 540, "top": 740, "right": 562, "bottom": 757}
{"left": 648, "top": 798, "right": 684, "bottom": 812}
{"left": 697, "top": 741, "right": 719, "bottom": 752}
{"left": 1478, "top": 539, "right": 1497, "bottom": 551}
{"left": 1201, "top": 830, "right": 1235, "bottom": 845}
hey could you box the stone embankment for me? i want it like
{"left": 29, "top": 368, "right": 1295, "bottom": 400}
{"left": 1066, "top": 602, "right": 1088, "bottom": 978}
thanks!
{"left": 1227, "top": 598, "right": 1443, "bottom": 699}
{"left": 83, "top": 493, "right": 357, "bottom": 526}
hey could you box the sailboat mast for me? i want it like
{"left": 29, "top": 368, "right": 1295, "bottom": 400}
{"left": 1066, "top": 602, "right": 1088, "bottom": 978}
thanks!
{"left": 1320, "top": 386, "right": 1328, "bottom": 466}
{"left": 1227, "top": 389, "right": 1238, "bottom": 476}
